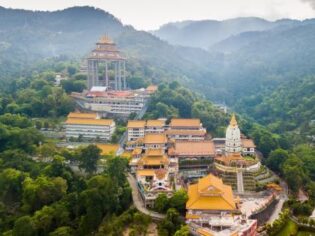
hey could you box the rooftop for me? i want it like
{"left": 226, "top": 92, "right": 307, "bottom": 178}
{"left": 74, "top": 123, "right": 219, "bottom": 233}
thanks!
{"left": 67, "top": 112, "right": 97, "bottom": 119}
{"left": 144, "top": 133, "right": 167, "bottom": 144}
{"left": 170, "top": 118, "right": 201, "bottom": 128}
{"left": 146, "top": 119, "right": 165, "bottom": 127}
{"left": 241, "top": 138, "right": 256, "bottom": 148}
{"left": 65, "top": 118, "right": 114, "bottom": 126}
{"left": 169, "top": 141, "right": 215, "bottom": 156}
{"left": 97, "top": 144, "right": 119, "bottom": 155}
{"left": 127, "top": 120, "right": 146, "bottom": 128}
{"left": 165, "top": 129, "right": 206, "bottom": 136}
{"left": 186, "top": 174, "right": 236, "bottom": 211}
{"left": 138, "top": 155, "right": 169, "bottom": 166}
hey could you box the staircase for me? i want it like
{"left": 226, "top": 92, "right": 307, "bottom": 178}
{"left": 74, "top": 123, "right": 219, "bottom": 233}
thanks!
{"left": 237, "top": 170, "right": 244, "bottom": 194}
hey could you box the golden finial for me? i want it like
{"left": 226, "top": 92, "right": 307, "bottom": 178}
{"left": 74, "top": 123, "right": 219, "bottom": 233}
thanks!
{"left": 230, "top": 113, "right": 238, "bottom": 126}
{"left": 99, "top": 35, "right": 113, "bottom": 44}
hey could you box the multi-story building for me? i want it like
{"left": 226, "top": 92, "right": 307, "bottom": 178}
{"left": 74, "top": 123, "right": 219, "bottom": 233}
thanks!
{"left": 65, "top": 112, "right": 115, "bottom": 141}
{"left": 144, "top": 133, "right": 168, "bottom": 150}
{"left": 127, "top": 119, "right": 166, "bottom": 141}
{"left": 168, "top": 141, "right": 215, "bottom": 174}
{"left": 127, "top": 120, "right": 146, "bottom": 141}
{"left": 145, "top": 119, "right": 166, "bottom": 133}
{"left": 166, "top": 118, "right": 207, "bottom": 141}
{"left": 186, "top": 174, "right": 257, "bottom": 236}
{"left": 71, "top": 87, "right": 150, "bottom": 117}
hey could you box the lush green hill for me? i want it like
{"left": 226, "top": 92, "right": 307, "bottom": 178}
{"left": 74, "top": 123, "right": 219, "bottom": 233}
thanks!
{"left": 0, "top": 6, "right": 213, "bottom": 86}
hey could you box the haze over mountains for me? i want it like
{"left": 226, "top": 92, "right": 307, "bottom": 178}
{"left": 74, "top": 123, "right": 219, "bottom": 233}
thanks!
{"left": 0, "top": 6, "right": 314, "bottom": 134}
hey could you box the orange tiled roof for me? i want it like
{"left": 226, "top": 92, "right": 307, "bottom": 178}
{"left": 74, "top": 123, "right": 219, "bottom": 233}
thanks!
{"left": 66, "top": 118, "right": 114, "bottom": 126}
{"left": 144, "top": 134, "right": 167, "bottom": 144}
{"left": 127, "top": 120, "right": 146, "bottom": 128}
{"left": 165, "top": 129, "right": 206, "bottom": 136}
{"left": 146, "top": 149, "right": 164, "bottom": 156}
{"left": 146, "top": 85, "right": 158, "bottom": 93}
{"left": 170, "top": 118, "right": 201, "bottom": 128}
{"left": 138, "top": 155, "right": 169, "bottom": 166}
{"left": 132, "top": 147, "right": 143, "bottom": 155}
{"left": 146, "top": 119, "right": 165, "bottom": 127}
{"left": 155, "top": 169, "right": 167, "bottom": 180}
{"left": 97, "top": 144, "right": 119, "bottom": 155}
{"left": 241, "top": 139, "right": 256, "bottom": 148}
{"left": 215, "top": 153, "right": 245, "bottom": 165}
{"left": 170, "top": 141, "right": 215, "bottom": 156}
{"left": 186, "top": 174, "right": 236, "bottom": 211}
{"left": 67, "top": 112, "right": 97, "bottom": 119}
{"left": 136, "top": 169, "right": 156, "bottom": 177}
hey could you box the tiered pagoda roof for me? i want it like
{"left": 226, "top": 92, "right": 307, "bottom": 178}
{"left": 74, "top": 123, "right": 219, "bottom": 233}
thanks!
{"left": 88, "top": 35, "right": 125, "bottom": 60}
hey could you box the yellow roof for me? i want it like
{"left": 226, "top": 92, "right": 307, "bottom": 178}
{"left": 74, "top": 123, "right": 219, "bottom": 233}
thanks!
{"left": 230, "top": 113, "right": 238, "bottom": 127}
{"left": 186, "top": 174, "right": 236, "bottom": 211}
{"left": 67, "top": 112, "right": 97, "bottom": 119}
{"left": 97, "top": 144, "right": 119, "bottom": 155}
{"left": 132, "top": 147, "right": 143, "bottom": 155}
{"left": 241, "top": 138, "right": 256, "bottom": 148}
{"left": 138, "top": 155, "right": 169, "bottom": 166}
{"left": 146, "top": 85, "right": 158, "bottom": 93}
{"left": 127, "top": 120, "right": 146, "bottom": 128}
{"left": 98, "top": 35, "right": 114, "bottom": 44}
{"left": 136, "top": 169, "right": 156, "bottom": 177}
{"left": 146, "top": 120, "right": 165, "bottom": 127}
{"left": 66, "top": 118, "right": 114, "bottom": 126}
{"left": 144, "top": 134, "right": 167, "bottom": 144}
{"left": 170, "top": 118, "right": 201, "bottom": 128}
{"left": 146, "top": 149, "right": 164, "bottom": 156}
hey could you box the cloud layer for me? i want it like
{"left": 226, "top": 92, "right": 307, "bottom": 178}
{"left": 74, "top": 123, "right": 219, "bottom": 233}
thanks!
{"left": 302, "top": 0, "right": 315, "bottom": 9}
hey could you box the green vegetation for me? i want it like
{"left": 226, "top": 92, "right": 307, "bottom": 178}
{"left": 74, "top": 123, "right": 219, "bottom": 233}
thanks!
{"left": 0, "top": 113, "right": 132, "bottom": 235}
{"left": 154, "top": 189, "right": 188, "bottom": 214}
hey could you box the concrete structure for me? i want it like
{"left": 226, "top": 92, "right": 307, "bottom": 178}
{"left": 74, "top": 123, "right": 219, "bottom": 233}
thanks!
{"left": 167, "top": 118, "right": 206, "bottom": 141}
{"left": 225, "top": 114, "right": 242, "bottom": 154}
{"left": 87, "top": 36, "right": 126, "bottom": 90}
{"left": 168, "top": 141, "right": 215, "bottom": 171}
{"left": 127, "top": 119, "right": 166, "bottom": 141}
{"left": 186, "top": 174, "right": 257, "bottom": 236}
{"left": 71, "top": 87, "right": 150, "bottom": 117}
{"left": 64, "top": 112, "right": 115, "bottom": 141}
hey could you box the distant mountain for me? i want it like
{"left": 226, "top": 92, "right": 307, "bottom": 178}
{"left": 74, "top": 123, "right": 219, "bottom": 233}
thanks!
{"left": 152, "top": 17, "right": 299, "bottom": 49}
{"left": 0, "top": 6, "right": 314, "bottom": 135}
{"left": 0, "top": 6, "right": 213, "bottom": 82}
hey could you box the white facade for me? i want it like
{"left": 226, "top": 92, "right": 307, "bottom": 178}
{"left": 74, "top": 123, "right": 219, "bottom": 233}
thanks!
{"left": 225, "top": 114, "right": 242, "bottom": 153}
{"left": 65, "top": 122, "right": 115, "bottom": 141}
{"left": 128, "top": 127, "right": 145, "bottom": 141}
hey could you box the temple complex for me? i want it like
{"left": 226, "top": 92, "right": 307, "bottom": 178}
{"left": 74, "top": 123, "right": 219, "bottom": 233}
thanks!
{"left": 186, "top": 174, "right": 257, "bottom": 236}
{"left": 72, "top": 36, "right": 157, "bottom": 118}
{"left": 87, "top": 36, "right": 126, "bottom": 90}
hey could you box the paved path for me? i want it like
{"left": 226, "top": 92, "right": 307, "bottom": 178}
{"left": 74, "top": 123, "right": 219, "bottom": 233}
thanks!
{"left": 127, "top": 173, "right": 165, "bottom": 221}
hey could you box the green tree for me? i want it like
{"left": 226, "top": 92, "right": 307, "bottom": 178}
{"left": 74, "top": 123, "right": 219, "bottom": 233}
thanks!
{"left": 266, "top": 149, "right": 289, "bottom": 173}
{"left": 12, "top": 216, "right": 36, "bottom": 236}
{"left": 154, "top": 193, "right": 169, "bottom": 213}
{"left": 79, "top": 145, "right": 101, "bottom": 174}
{"left": 174, "top": 225, "right": 190, "bottom": 236}
{"left": 169, "top": 189, "right": 188, "bottom": 214}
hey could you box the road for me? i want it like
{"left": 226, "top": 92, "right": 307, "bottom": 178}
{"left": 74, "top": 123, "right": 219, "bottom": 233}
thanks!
{"left": 127, "top": 173, "right": 165, "bottom": 221}
{"left": 267, "top": 179, "right": 288, "bottom": 224}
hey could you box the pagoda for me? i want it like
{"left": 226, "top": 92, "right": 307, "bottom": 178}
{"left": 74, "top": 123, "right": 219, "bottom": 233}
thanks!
{"left": 87, "top": 35, "right": 126, "bottom": 90}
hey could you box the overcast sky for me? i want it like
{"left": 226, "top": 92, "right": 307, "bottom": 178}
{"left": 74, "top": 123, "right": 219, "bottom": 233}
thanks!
{"left": 1, "top": 0, "right": 315, "bottom": 30}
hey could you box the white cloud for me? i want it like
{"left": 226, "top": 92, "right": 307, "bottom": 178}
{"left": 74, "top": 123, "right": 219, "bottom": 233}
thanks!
{"left": 301, "top": 0, "right": 315, "bottom": 9}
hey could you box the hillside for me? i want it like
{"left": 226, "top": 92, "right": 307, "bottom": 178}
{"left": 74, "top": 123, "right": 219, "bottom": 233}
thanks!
{"left": 152, "top": 17, "right": 299, "bottom": 49}
{"left": 0, "top": 6, "right": 315, "bottom": 139}
{"left": 0, "top": 6, "right": 213, "bottom": 86}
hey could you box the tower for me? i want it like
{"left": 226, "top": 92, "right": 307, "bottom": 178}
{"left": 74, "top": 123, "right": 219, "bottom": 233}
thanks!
{"left": 87, "top": 36, "right": 126, "bottom": 90}
{"left": 225, "top": 113, "right": 242, "bottom": 154}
